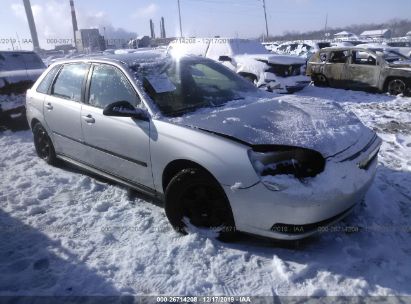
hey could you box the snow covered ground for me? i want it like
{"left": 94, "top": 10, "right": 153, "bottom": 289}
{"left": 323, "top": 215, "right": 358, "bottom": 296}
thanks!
{"left": 0, "top": 85, "right": 411, "bottom": 297}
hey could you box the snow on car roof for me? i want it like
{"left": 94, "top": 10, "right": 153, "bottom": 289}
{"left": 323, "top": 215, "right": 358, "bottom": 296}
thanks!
{"left": 48, "top": 50, "right": 167, "bottom": 68}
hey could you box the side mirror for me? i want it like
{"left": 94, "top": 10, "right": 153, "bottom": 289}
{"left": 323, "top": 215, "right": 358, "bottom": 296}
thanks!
{"left": 103, "top": 101, "right": 149, "bottom": 121}
{"left": 218, "top": 55, "right": 232, "bottom": 62}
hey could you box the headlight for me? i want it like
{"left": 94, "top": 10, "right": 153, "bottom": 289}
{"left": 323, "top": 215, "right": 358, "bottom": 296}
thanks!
{"left": 248, "top": 146, "right": 325, "bottom": 191}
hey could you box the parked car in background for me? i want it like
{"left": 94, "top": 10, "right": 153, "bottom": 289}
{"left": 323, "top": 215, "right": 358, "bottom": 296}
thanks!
{"left": 168, "top": 38, "right": 310, "bottom": 93}
{"left": 274, "top": 41, "right": 331, "bottom": 59}
{"left": 262, "top": 42, "right": 278, "bottom": 52}
{"left": 0, "top": 51, "right": 46, "bottom": 95}
{"left": 26, "top": 52, "right": 381, "bottom": 240}
{"left": 307, "top": 47, "right": 411, "bottom": 95}
{"left": 356, "top": 42, "right": 411, "bottom": 59}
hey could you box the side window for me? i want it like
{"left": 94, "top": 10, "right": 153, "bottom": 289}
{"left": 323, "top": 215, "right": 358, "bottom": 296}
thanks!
{"left": 21, "top": 53, "right": 46, "bottom": 69}
{"left": 36, "top": 65, "right": 61, "bottom": 94}
{"left": 352, "top": 51, "right": 377, "bottom": 66}
{"left": 88, "top": 64, "right": 139, "bottom": 109}
{"left": 329, "top": 51, "right": 349, "bottom": 63}
{"left": 52, "top": 63, "right": 89, "bottom": 102}
{"left": 319, "top": 52, "right": 327, "bottom": 62}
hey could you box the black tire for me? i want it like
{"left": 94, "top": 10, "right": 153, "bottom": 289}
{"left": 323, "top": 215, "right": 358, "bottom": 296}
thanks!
{"left": 33, "top": 123, "right": 58, "bottom": 165}
{"left": 387, "top": 78, "right": 407, "bottom": 96}
{"left": 312, "top": 74, "right": 328, "bottom": 87}
{"left": 165, "top": 168, "right": 237, "bottom": 241}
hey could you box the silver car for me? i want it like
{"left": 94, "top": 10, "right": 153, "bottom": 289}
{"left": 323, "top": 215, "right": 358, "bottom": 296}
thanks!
{"left": 26, "top": 51, "right": 381, "bottom": 241}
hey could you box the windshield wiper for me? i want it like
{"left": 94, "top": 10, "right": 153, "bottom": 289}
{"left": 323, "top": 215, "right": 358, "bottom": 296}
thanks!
{"left": 165, "top": 104, "right": 208, "bottom": 116}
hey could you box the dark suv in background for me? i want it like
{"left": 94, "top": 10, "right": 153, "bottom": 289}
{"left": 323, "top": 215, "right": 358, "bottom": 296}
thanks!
{"left": 0, "top": 51, "right": 46, "bottom": 95}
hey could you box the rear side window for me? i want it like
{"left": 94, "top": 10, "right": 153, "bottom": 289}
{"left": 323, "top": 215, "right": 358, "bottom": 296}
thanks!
{"left": 88, "top": 64, "right": 139, "bottom": 109}
{"left": 36, "top": 65, "right": 61, "bottom": 94}
{"left": 21, "top": 53, "right": 46, "bottom": 69}
{"left": 52, "top": 63, "right": 89, "bottom": 102}
{"left": 329, "top": 51, "right": 349, "bottom": 63}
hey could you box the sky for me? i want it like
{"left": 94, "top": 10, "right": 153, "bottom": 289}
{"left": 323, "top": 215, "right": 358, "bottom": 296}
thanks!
{"left": 1, "top": 0, "right": 411, "bottom": 50}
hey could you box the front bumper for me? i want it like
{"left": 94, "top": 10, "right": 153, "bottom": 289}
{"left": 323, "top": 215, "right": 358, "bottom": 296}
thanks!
{"left": 224, "top": 138, "right": 380, "bottom": 240}
{"left": 263, "top": 74, "right": 310, "bottom": 94}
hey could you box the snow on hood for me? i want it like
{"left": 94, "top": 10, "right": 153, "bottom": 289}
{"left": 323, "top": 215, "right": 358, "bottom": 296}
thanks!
{"left": 388, "top": 60, "right": 411, "bottom": 69}
{"left": 238, "top": 54, "right": 306, "bottom": 65}
{"left": 169, "top": 97, "right": 374, "bottom": 157}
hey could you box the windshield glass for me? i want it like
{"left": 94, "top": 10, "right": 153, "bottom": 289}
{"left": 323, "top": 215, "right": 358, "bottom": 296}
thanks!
{"left": 371, "top": 49, "right": 409, "bottom": 63}
{"left": 135, "top": 57, "right": 258, "bottom": 116}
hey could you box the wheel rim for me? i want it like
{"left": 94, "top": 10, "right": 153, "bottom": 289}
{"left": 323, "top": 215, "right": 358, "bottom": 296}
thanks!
{"left": 318, "top": 75, "right": 327, "bottom": 83}
{"left": 388, "top": 79, "right": 406, "bottom": 95}
{"left": 180, "top": 183, "right": 228, "bottom": 229}
{"left": 36, "top": 129, "right": 51, "bottom": 160}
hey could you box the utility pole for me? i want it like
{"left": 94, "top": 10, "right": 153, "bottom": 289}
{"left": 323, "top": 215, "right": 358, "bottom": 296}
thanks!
{"left": 262, "top": 0, "right": 269, "bottom": 40}
{"left": 177, "top": 0, "right": 183, "bottom": 37}
{"left": 324, "top": 13, "right": 328, "bottom": 39}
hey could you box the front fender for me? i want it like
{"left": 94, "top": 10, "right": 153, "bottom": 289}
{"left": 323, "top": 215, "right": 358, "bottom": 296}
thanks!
{"left": 150, "top": 120, "right": 260, "bottom": 193}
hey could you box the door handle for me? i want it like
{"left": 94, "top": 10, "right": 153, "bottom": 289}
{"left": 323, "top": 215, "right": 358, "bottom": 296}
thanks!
{"left": 82, "top": 114, "right": 95, "bottom": 124}
{"left": 45, "top": 102, "right": 53, "bottom": 110}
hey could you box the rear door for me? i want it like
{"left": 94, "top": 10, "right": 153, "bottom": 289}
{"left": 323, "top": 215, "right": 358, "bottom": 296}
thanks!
{"left": 348, "top": 50, "right": 380, "bottom": 88}
{"left": 80, "top": 63, "right": 153, "bottom": 190}
{"left": 43, "top": 63, "right": 90, "bottom": 159}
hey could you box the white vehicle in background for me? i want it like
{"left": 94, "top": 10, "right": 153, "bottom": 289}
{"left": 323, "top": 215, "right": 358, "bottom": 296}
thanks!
{"left": 168, "top": 38, "right": 310, "bottom": 93}
{"left": 385, "top": 41, "right": 411, "bottom": 58}
{"left": 274, "top": 41, "right": 331, "bottom": 59}
{"left": 357, "top": 42, "right": 411, "bottom": 58}
{"left": 262, "top": 42, "right": 278, "bottom": 52}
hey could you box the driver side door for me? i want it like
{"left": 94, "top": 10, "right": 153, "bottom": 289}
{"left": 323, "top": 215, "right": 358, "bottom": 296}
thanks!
{"left": 80, "top": 63, "right": 154, "bottom": 191}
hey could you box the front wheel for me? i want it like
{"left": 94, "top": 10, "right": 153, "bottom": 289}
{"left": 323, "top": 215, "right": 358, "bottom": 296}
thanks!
{"left": 387, "top": 78, "right": 407, "bottom": 96}
{"left": 33, "top": 123, "right": 58, "bottom": 165}
{"left": 165, "top": 168, "right": 236, "bottom": 241}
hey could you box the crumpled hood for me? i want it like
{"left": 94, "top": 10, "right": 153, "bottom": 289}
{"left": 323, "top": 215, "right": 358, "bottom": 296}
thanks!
{"left": 171, "top": 97, "right": 374, "bottom": 157}
{"left": 237, "top": 53, "right": 306, "bottom": 66}
{"left": 388, "top": 60, "right": 411, "bottom": 69}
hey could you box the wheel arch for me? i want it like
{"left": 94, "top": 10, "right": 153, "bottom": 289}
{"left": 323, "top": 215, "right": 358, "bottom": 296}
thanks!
{"left": 30, "top": 118, "right": 41, "bottom": 130}
{"left": 383, "top": 76, "right": 408, "bottom": 92}
{"left": 162, "top": 159, "right": 218, "bottom": 193}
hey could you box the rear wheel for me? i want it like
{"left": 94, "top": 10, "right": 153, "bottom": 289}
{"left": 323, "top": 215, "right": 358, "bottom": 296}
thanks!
{"left": 165, "top": 168, "right": 236, "bottom": 241}
{"left": 313, "top": 74, "right": 328, "bottom": 87}
{"left": 33, "top": 123, "right": 58, "bottom": 165}
{"left": 387, "top": 78, "right": 407, "bottom": 96}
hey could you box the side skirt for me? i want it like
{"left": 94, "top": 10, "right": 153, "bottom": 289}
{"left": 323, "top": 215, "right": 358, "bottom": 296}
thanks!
{"left": 57, "top": 154, "right": 161, "bottom": 199}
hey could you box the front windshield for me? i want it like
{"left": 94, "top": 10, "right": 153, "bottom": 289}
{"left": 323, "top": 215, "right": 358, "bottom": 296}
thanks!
{"left": 371, "top": 49, "right": 409, "bottom": 63}
{"left": 136, "top": 57, "right": 258, "bottom": 116}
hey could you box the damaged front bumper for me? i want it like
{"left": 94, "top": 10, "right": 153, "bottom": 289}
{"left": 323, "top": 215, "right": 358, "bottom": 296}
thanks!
{"left": 224, "top": 136, "right": 381, "bottom": 240}
{"left": 262, "top": 72, "right": 310, "bottom": 93}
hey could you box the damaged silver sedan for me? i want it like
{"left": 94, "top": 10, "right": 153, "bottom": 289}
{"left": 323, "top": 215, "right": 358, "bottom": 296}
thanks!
{"left": 26, "top": 52, "right": 381, "bottom": 240}
{"left": 307, "top": 47, "right": 411, "bottom": 95}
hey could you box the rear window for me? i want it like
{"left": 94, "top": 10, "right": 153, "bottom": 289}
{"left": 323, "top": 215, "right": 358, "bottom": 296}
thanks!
{"left": 36, "top": 65, "right": 61, "bottom": 94}
{"left": 0, "top": 52, "right": 45, "bottom": 71}
{"left": 317, "top": 42, "right": 331, "bottom": 49}
{"left": 0, "top": 52, "right": 26, "bottom": 71}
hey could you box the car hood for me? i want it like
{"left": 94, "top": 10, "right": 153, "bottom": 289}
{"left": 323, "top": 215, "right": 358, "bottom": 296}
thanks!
{"left": 388, "top": 60, "right": 411, "bottom": 69}
{"left": 237, "top": 53, "right": 306, "bottom": 65}
{"left": 170, "top": 97, "right": 374, "bottom": 158}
